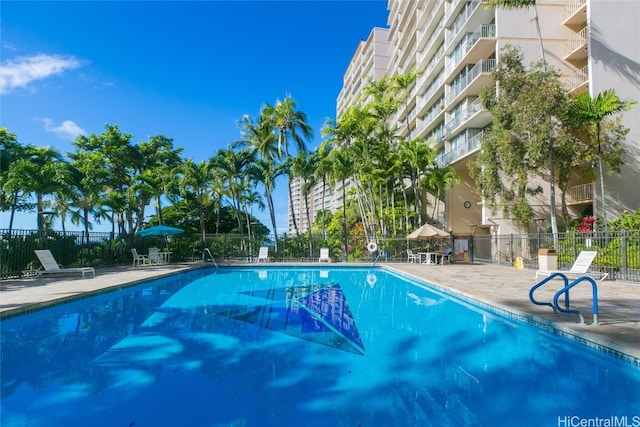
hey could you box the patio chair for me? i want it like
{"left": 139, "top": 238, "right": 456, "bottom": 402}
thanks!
{"left": 319, "top": 248, "right": 331, "bottom": 263}
{"left": 131, "top": 249, "right": 149, "bottom": 267}
{"left": 33, "top": 250, "right": 95, "bottom": 278}
{"left": 439, "top": 247, "right": 452, "bottom": 264}
{"left": 255, "top": 246, "right": 269, "bottom": 263}
{"left": 407, "top": 249, "right": 420, "bottom": 263}
{"left": 535, "top": 250, "right": 608, "bottom": 280}
{"left": 148, "top": 247, "right": 164, "bottom": 264}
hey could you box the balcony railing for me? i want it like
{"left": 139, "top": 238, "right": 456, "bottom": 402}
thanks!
{"left": 446, "top": 58, "right": 496, "bottom": 104}
{"left": 438, "top": 129, "right": 488, "bottom": 166}
{"left": 446, "top": 24, "right": 496, "bottom": 75}
{"left": 443, "top": 98, "right": 483, "bottom": 135}
{"left": 564, "top": 0, "right": 586, "bottom": 20}
{"left": 565, "top": 27, "right": 587, "bottom": 57}
{"left": 568, "top": 183, "right": 593, "bottom": 203}
{"left": 563, "top": 65, "right": 588, "bottom": 91}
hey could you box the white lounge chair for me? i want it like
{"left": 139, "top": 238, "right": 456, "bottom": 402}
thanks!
{"left": 535, "top": 250, "right": 607, "bottom": 280}
{"left": 131, "top": 249, "right": 149, "bottom": 266}
{"left": 256, "top": 246, "right": 269, "bottom": 263}
{"left": 407, "top": 249, "right": 420, "bottom": 263}
{"left": 319, "top": 248, "right": 330, "bottom": 263}
{"left": 33, "top": 250, "right": 95, "bottom": 278}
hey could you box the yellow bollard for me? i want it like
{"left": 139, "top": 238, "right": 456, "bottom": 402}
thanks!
{"left": 514, "top": 256, "right": 524, "bottom": 270}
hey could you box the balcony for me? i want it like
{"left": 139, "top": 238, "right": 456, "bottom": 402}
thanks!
{"left": 567, "top": 183, "right": 593, "bottom": 205}
{"left": 445, "top": 59, "right": 496, "bottom": 106}
{"left": 564, "top": 27, "right": 588, "bottom": 63}
{"left": 438, "top": 129, "right": 488, "bottom": 167}
{"left": 564, "top": 0, "right": 587, "bottom": 30}
{"left": 445, "top": 24, "right": 496, "bottom": 81}
{"left": 563, "top": 65, "right": 589, "bottom": 94}
{"left": 443, "top": 97, "right": 487, "bottom": 136}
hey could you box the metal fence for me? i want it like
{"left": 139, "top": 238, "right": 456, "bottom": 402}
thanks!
{"left": 1, "top": 228, "right": 638, "bottom": 283}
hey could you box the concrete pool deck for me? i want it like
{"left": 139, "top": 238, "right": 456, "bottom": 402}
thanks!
{"left": 1, "top": 261, "right": 639, "bottom": 363}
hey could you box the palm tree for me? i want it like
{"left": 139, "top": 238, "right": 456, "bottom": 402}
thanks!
{"left": 249, "top": 159, "right": 287, "bottom": 250}
{"left": 12, "top": 145, "right": 69, "bottom": 231}
{"left": 398, "top": 137, "right": 435, "bottom": 225}
{"left": 1, "top": 129, "right": 29, "bottom": 236}
{"left": 264, "top": 94, "right": 313, "bottom": 237}
{"left": 212, "top": 148, "right": 255, "bottom": 234}
{"left": 176, "top": 159, "right": 216, "bottom": 241}
{"left": 570, "top": 89, "right": 636, "bottom": 226}
{"left": 423, "top": 164, "right": 459, "bottom": 223}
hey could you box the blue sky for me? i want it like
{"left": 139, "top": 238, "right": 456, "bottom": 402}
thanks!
{"left": 1, "top": 0, "right": 389, "bottom": 233}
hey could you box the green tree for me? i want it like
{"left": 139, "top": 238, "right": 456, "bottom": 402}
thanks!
{"left": 72, "top": 124, "right": 139, "bottom": 235}
{"left": 470, "top": 45, "right": 574, "bottom": 231}
{"left": 136, "top": 135, "right": 183, "bottom": 229}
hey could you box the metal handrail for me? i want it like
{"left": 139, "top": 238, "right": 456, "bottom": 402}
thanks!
{"left": 553, "top": 275, "right": 599, "bottom": 325}
{"left": 529, "top": 272, "right": 570, "bottom": 312}
{"left": 203, "top": 248, "right": 218, "bottom": 269}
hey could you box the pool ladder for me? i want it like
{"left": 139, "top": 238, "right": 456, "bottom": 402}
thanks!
{"left": 529, "top": 273, "right": 599, "bottom": 325}
{"left": 202, "top": 248, "right": 218, "bottom": 270}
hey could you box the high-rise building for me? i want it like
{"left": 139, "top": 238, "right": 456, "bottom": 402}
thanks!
{"left": 289, "top": 0, "right": 639, "bottom": 237}
{"left": 287, "top": 27, "right": 391, "bottom": 235}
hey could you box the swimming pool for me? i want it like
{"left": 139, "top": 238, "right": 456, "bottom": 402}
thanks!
{"left": 2, "top": 266, "right": 639, "bottom": 426}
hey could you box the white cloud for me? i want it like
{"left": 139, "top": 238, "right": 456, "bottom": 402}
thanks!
{"left": 40, "top": 118, "right": 87, "bottom": 140}
{"left": 0, "top": 53, "right": 82, "bottom": 94}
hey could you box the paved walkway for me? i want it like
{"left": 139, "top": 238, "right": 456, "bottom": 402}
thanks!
{"left": 1, "top": 262, "right": 639, "bottom": 363}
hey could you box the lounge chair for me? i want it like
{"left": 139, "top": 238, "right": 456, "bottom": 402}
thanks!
{"left": 256, "top": 246, "right": 269, "bottom": 263}
{"left": 407, "top": 249, "right": 420, "bottom": 263}
{"left": 131, "top": 249, "right": 149, "bottom": 266}
{"left": 33, "top": 250, "right": 95, "bottom": 278}
{"left": 319, "top": 248, "right": 331, "bottom": 263}
{"left": 535, "top": 250, "right": 607, "bottom": 280}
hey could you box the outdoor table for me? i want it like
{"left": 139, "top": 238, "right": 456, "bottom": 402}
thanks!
{"left": 159, "top": 251, "right": 172, "bottom": 264}
{"left": 418, "top": 252, "right": 437, "bottom": 265}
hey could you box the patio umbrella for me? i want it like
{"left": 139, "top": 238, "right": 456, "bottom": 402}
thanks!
{"left": 407, "top": 223, "right": 450, "bottom": 240}
{"left": 135, "top": 225, "right": 185, "bottom": 237}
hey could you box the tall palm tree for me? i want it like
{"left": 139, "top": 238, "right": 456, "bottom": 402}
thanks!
{"left": 264, "top": 94, "right": 313, "bottom": 237}
{"left": 570, "top": 89, "right": 636, "bottom": 226}
{"left": 398, "top": 138, "right": 435, "bottom": 225}
{"left": 249, "top": 159, "right": 287, "bottom": 250}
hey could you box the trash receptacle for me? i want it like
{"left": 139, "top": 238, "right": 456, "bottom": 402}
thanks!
{"left": 538, "top": 248, "right": 557, "bottom": 271}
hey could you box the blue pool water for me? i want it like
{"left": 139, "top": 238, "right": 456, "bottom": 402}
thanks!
{"left": 1, "top": 266, "right": 639, "bottom": 427}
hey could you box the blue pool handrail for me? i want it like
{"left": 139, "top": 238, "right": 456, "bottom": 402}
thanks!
{"left": 529, "top": 272, "right": 570, "bottom": 313}
{"left": 203, "top": 248, "right": 218, "bottom": 270}
{"left": 553, "top": 275, "right": 599, "bottom": 326}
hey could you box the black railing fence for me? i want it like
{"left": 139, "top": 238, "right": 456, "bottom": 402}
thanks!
{"left": 1, "top": 228, "right": 638, "bottom": 283}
